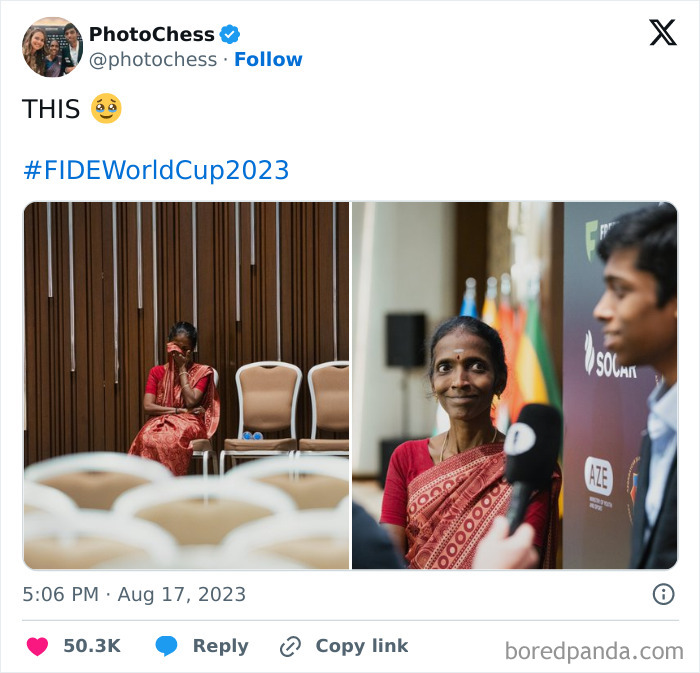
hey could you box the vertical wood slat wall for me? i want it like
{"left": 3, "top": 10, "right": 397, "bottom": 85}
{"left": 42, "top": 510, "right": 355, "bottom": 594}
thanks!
{"left": 24, "top": 202, "right": 350, "bottom": 467}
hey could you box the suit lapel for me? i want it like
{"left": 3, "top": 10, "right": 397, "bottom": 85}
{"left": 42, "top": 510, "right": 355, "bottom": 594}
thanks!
{"left": 629, "top": 432, "right": 651, "bottom": 568}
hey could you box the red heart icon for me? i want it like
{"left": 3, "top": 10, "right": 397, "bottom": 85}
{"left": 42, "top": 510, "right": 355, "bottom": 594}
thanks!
{"left": 27, "top": 638, "right": 48, "bottom": 656}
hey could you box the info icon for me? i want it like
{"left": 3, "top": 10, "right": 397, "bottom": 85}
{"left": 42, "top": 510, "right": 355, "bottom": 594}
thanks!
{"left": 652, "top": 583, "right": 675, "bottom": 606}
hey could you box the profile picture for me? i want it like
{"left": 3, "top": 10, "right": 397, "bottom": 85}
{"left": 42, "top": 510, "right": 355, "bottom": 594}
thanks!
{"left": 22, "top": 17, "right": 83, "bottom": 77}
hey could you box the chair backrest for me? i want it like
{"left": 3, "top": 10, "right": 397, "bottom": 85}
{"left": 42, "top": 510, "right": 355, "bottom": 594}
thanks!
{"left": 24, "top": 452, "right": 173, "bottom": 509}
{"left": 225, "top": 455, "right": 349, "bottom": 480}
{"left": 308, "top": 361, "right": 349, "bottom": 438}
{"left": 224, "top": 455, "right": 349, "bottom": 509}
{"left": 112, "top": 476, "right": 296, "bottom": 545}
{"left": 24, "top": 481, "right": 79, "bottom": 515}
{"left": 236, "top": 362, "right": 302, "bottom": 437}
{"left": 24, "top": 510, "right": 178, "bottom": 569}
{"left": 221, "top": 508, "right": 349, "bottom": 569}
{"left": 102, "top": 547, "right": 309, "bottom": 569}
{"left": 257, "top": 474, "right": 349, "bottom": 510}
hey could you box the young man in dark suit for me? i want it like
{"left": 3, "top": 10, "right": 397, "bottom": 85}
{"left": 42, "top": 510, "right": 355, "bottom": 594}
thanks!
{"left": 61, "top": 23, "right": 82, "bottom": 74}
{"left": 594, "top": 203, "right": 677, "bottom": 569}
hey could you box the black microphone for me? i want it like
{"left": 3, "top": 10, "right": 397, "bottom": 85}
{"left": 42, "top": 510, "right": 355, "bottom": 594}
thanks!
{"left": 504, "top": 403, "right": 561, "bottom": 534}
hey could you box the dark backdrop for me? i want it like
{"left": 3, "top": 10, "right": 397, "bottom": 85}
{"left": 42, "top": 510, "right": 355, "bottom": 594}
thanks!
{"left": 562, "top": 202, "right": 655, "bottom": 568}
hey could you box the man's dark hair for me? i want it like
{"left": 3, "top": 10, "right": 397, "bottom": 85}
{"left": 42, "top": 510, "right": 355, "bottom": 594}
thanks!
{"left": 63, "top": 23, "right": 78, "bottom": 36}
{"left": 597, "top": 203, "right": 676, "bottom": 307}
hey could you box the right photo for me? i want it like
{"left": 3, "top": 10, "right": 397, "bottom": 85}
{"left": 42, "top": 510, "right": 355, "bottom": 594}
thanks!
{"left": 351, "top": 202, "right": 676, "bottom": 571}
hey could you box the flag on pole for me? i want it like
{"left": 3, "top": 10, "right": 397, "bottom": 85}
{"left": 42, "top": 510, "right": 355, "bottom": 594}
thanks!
{"left": 513, "top": 284, "right": 565, "bottom": 526}
{"left": 512, "top": 294, "right": 561, "bottom": 417}
{"left": 495, "top": 274, "right": 518, "bottom": 432}
{"left": 460, "top": 278, "right": 478, "bottom": 318}
{"left": 481, "top": 276, "right": 499, "bottom": 329}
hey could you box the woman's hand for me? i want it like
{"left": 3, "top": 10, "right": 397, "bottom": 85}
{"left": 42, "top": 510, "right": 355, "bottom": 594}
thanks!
{"left": 177, "top": 370, "right": 205, "bottom": 408}
{"left": 189, "top": 406, "right": 205, "bottom": 416}
{"left": 172, "top": 349, "right": 190, "bottom": 372}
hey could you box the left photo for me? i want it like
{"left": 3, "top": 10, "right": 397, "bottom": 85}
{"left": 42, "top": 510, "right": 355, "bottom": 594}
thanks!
{"left": 23, "top": 201, "right": 349, "bottom": 569}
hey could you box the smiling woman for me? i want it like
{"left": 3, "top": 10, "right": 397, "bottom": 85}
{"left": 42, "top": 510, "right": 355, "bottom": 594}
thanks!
{"left": 22, "top": 27, "right": 48, "bottom": 75}
{"left": 45, "top": 40, "right": 62, "bottom": 77}
{"left": 380, "top": 315, "right": 560, "bottom": 569}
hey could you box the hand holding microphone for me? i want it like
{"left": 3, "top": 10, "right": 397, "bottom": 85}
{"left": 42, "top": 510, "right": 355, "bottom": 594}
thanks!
{"left": 504, "top": 403, "right": 561, "bottom": 535}
{"left": 472, "top": 516, "right": 538, "bottom": 569}
{"left": 471, "top": 404, "right": 561, "bottom": 568}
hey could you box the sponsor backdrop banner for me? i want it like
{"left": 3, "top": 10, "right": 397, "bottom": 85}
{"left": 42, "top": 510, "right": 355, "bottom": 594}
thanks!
{"left": 562, "top": 202, "right": 656, "bottom": 568}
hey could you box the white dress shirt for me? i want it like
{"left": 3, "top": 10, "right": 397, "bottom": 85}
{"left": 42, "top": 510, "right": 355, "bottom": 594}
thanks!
{"left": 644, "top": 381, "right": 677, "bottom": 542}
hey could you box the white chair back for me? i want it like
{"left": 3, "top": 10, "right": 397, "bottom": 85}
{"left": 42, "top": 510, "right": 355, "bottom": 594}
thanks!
{"left": 236, "top": 361, "right": 303, "bottom": 438}
{"left": 24, "top": 481, "right": 79, "bottom": 515}
{"left": 25, "top": 451, "right": 174, "bottom": 481}
{"left": 24, "top": 510, "right": 178, "bottom": 568}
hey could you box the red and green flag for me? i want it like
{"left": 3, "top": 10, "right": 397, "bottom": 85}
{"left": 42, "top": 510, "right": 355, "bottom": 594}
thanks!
{"left": 512, "top": 296, "right": 561, "bottom": 418}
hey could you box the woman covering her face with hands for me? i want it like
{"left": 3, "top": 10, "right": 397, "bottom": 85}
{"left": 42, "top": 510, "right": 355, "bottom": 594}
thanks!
{"left": 129, "top": 322, "right": 220, "bottom": 476}
{"left": 380, "top": 315, "right": 560, "bottom": 568}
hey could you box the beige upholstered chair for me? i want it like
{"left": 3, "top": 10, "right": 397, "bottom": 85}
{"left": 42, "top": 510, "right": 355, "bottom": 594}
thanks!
{"left": 101, "top": 546, "right": 309, "bottom": 569}
{"left": 24, "top": 510, "right": 178, "bottom": 569}
{"left": 112, "top": 476, "right": 296, "bottom": 545}
{"left": 219, "top": 361, "right": 302, "bottom": 473}
{"left": 224, "top": 455, "right": 349, "bottom": 509}
{"left": 190, "top": 368, "right": 219, "bottom": 478}
{"left": 298, "top": 361, "right": 349, "bottom": 456}
{"left": 221, "top": 507, "right": 350, "bottom": 569}
{"left": 24, "top": 452, "right": 173, "bottom": 510}
{"left": 24, "top": 481, "right": 79, "bottom": 515}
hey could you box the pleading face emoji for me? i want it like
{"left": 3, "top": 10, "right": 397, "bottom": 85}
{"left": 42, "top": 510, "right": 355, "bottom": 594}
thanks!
{"left": 91, "top": 93, "right": 121, "bottom": 123}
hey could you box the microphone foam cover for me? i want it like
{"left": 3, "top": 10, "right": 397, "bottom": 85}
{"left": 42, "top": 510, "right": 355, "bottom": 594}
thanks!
{"left": 504, "top": 403, "right": 561, "bottom": 488}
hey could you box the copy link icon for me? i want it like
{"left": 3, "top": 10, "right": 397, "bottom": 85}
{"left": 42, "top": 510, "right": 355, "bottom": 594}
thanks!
{"left": 280, "top": 636, "right": 301, "bottom": 657}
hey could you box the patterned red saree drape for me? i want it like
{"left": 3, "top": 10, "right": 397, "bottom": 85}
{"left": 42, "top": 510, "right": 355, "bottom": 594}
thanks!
{"left": 128, "top": 344, "right": 220, "bottom": 476}
{"left": 405, "top": 443, "right": 560, "bottom": 569}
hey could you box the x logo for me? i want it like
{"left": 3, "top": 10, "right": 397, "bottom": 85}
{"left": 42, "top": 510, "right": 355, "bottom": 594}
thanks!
{"left": 650, "top": 19, "right": 677, "bottom": 46}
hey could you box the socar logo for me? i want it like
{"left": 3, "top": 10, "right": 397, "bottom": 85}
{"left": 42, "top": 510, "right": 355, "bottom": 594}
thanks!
{"left": 584, "top": 330, "right": 595, "bottom": 375}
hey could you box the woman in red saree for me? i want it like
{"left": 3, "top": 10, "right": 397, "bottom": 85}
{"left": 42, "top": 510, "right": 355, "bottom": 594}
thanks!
{"left": 381, "top": 316, "right": 560, "bottom": 568}
{"left": 129, "top": 322, "right": 220, "bottom": 476}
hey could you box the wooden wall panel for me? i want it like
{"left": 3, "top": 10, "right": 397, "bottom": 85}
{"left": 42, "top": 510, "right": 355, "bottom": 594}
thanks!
{"left": 337, "top": 202, "right": 350, "bottom": 360}
{"left": 24, "top": 202, "right": 349, "bottom": 467}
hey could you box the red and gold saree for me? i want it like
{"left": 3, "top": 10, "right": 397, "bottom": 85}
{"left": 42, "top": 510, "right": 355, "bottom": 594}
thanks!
{"left": 128, "top": 343, "right": 220, "bottom": 476}
{"left": 405, "top": 443, "right": 560, "bottom": 569}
